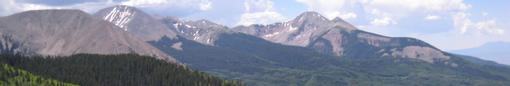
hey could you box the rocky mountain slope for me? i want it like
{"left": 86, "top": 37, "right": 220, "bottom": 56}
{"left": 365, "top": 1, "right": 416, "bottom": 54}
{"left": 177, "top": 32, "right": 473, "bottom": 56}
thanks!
{"left": 94, "top": 5, "right": 177, "bottom": 41}
{"left": 0, "top": 10, "right": 175, "bottom": 62}
{"left": 235, "top": 12, "right": 450, "bottom": 63}
{"left": 160, "top": 18, "right": 232, "bottom": 45}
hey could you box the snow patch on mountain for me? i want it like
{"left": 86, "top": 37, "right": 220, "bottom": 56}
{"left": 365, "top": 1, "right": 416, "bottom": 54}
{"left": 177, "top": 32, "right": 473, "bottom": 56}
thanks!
{"left": 264, "top": 32, "right": 280, "bottom": 38}
{"left": 173, "top": 23, "right": 180, "bottom": 29}
{"left": 102, "top": 6, "right": 135, "bottom": 31}
{"left": 288, "top": 25, "right": 298, "bottom": 32}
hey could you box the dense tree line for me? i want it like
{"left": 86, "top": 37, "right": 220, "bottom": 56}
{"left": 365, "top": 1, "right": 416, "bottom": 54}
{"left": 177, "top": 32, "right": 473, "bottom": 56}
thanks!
{"left": 0, "top": 64, "right": 77, "bottom": 86}
{"left": 0, "top": 54, "right": 244, "bottom": 86}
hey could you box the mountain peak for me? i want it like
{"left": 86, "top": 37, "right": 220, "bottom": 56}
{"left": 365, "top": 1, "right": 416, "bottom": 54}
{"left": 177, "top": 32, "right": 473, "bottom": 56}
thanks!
{"left": 298, "top": 11, "right": 322, "bottom": 17}
{"left": 0, "top": 9, "right": 176, "bottom": 62}
{"left": 331, "top": 17, "right": 357, "bottom": 30}
{"left": 332, "top": 17, "right": 346, "bottom": 23}
{"left": 294, "top": 11, "right": 328, "bottom": 22}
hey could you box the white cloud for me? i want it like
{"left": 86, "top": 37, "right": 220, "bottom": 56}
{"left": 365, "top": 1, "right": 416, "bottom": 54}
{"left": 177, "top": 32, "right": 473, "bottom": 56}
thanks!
{"left": 237, "top": 11, "right": 287, "bottom": 26}
{"left": 453, "top": 12, "right": 504, "bottom": 35}
{"left": 424, "top": 15, "right": 441, "bottom": 20}
{"left": 361, "top": 0, "right": 509, "bottom": 50}
{"left": 474, "top": 20, "right": 504, "bottom": 35}
{"left": 353, "top": 0, "right": 506, "bottom": 38}
{"left": 370, "top": 16, "right": 396, "bottom": 26}
{"left": 121, "top": 0, "right": 213, "bottom": 11}
{"left": 362, "top": 0, "right": 470, "bottom": 13}
{"left": 482, "top": 12, "right": 489, "bottom": 16}
{"left": 244, "top": 0, "right": 273, "bottom": 12}
{"left": 361, "top": 0, "right": 471, "bottom": 27}
{"left": 296, "top": 0, "right": 471, "bottom": 26}
{"left": 338, "top": 12, "right": 357, "bottom": 20}
{"left": 296, "top": 0, "right": 350, "bottom": 11}
{"left": 409, "top": 12, "right": 507, "bottom": 50}
{"left": 199, "top": 0, "right": 212, "bottom": 11}
{"left": 237, "top": 0, "right": 287, "bottom": 26}
{"left": 1, "top": 0, "right": 44, "bottom": 15}
{"left": 301, "top": 0, "right": 509, "bottom": 50}
{"left": 453, "top": 12, "right": 470, "bottom": 34}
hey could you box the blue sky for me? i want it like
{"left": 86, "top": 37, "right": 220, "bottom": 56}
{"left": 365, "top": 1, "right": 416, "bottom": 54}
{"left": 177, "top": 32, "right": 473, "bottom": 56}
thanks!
{"left": 0, "top": 0, "right": 509, "bottom": 51}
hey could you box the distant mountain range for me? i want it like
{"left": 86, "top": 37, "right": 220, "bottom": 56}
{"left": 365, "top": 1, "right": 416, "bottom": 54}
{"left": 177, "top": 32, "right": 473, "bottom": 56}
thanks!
{"left": 451, "top": 42, "right": 510, "bottom": 65}
{"left": 1, "top": 5, "right": 510, "bottom": 85}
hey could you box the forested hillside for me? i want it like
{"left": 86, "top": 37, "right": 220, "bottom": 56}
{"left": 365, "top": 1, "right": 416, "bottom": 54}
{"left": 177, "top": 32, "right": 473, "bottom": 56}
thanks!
{"left": 0, "top": 64, "right": 76, "bottom": 86}
{"left": 150, "top": 34, "right": 510, "bottom": 86}
{"left": 0, "top": 54, "right": 243, "bottom": 86}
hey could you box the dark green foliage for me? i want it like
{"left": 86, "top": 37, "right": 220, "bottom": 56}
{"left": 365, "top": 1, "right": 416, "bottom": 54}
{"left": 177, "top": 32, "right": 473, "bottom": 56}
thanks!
{"left": 0, "top": 64, "right": 77, "bottom": 86}
{"left": 150, "top": 34, "right": 510, "bottom": 86}
{"left": 149, "top": 36, "right": 277, "bottom": 74}
{"left": 0, "top": 54, "right": 244, "bottom": 86}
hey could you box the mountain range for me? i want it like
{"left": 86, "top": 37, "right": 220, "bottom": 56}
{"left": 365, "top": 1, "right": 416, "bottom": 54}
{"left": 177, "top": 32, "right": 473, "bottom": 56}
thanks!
{"left": 234, "top": 12, "right": 449, "bottom": 63}
{"left": 1, "top": 5, "right": 510, "bottom": 86}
